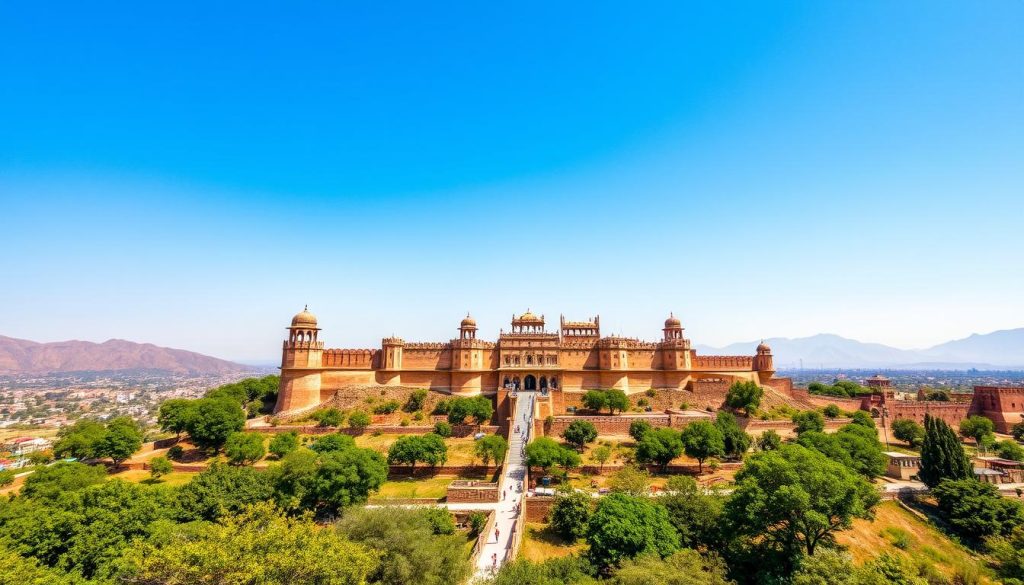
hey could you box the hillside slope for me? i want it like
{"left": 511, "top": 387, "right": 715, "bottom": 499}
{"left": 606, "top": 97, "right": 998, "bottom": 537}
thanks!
{"left": 0, "top": 335, "right": 251, "bottom": 375}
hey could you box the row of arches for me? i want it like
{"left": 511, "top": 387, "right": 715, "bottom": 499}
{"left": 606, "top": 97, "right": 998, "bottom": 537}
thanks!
{"left": 503, "top": 374, "right": 557, "bottom": 391}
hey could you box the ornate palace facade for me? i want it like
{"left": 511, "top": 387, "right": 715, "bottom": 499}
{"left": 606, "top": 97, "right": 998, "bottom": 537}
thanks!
{"left": 274, "top": 307, "right": 778, "bottom": 414}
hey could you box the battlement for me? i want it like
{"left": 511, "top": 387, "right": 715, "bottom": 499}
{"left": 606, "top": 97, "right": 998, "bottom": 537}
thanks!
{"left": 597, "top": 337, "right": 658, "bottom": 350}
{"left": 693, "top": 355, "right": 753, "bottom": 370}
{"left": 404, "top": 341, "right": 450, "bottom": 350}
{"left": 322, "top": 348, "right": 378, "bottom": 368}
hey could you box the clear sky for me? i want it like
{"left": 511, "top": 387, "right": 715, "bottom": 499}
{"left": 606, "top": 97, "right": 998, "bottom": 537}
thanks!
{"left": 1, "top": 2, "right": 1022, "bottom": 363}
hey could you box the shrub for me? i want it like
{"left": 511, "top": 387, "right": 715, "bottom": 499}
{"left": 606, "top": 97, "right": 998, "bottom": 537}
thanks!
{"left": 561, "top": 420, "right": 598, "bottom": 451}
{"left": 823, "top": 404, "right": 842, "bottom": 418}
{"left": 645, "top": 388, "right": 657, "bottom": 398}
{"left": 423, "top": 507, "right": 456, "bottom": 535}
{"left": 400, "top": 418, "right": 410, "bottom": 427}
{"left": 757, "top": 430, "right": 782, "bottom": 451}
{"left": 549, "top": 486, "right": 591, "bottom": 542}
{"left": 413, "top": 411, "right": 424, "bottom": 421}
{"left": 793, "top": 410, "right": 825, "bottom": 434}
{"left": 149, "top": 456, "right": 173, "bottom": 480}
{"left": 629, "top": 419, "right": 652, "bottom": 442}
{"left": 405, "top": 389, "right": 428, "bottom": 412}
{"left": 268, "top": 431, "right": 300, "bottom": 458}
{"left": 348, "top": 411, "right": 371, "bottom": 429}
{"left": 224, "top": 432, "right": 266, "bottom": 465}
{"left": 433, "top": 421, "right": 453, "bottom": 438}
{"left": 467, "top": 512, "right": 487, "bottom": 536}
{"left": 167, "top": 444, "right": 185, "bottom": 460}
{"left": 883, "top": 526, "right": 912, "bottom": 550}
{"left": 373, "top": 400, "right": 400, "bottom": 415}
{"left": 0, "top": 469, "right": 15, "bottom": 487}
{"left": 312, "top": 408, "right": 344, "bottom": 428}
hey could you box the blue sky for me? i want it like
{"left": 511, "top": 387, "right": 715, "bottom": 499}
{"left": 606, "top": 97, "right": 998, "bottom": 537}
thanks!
{"left": 1, "top": 2, "right": 1022, "bottom": 362}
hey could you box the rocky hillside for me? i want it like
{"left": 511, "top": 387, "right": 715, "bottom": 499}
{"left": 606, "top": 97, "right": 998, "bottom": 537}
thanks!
{"left": 0, "top": 335, "right": 252, "bottom": 375}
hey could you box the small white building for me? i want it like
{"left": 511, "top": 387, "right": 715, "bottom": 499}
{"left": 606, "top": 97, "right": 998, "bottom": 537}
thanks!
{"left": 3, "top": 437, "right": 52, "bottom": 457}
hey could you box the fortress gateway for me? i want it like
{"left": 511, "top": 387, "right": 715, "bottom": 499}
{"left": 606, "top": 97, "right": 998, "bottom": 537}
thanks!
{"left": 274, "top": 308, "right": 780, "bottom": 415}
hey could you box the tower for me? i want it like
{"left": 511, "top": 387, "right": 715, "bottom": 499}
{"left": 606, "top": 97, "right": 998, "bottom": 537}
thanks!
{"left": 753, "top": 340, "right": 775, "bottom": 382}
{"left": 660, "top": 313, "right": 692, "bottom": 370}
{"left": 275, "top": 306, "right": 324, "bottom": 413}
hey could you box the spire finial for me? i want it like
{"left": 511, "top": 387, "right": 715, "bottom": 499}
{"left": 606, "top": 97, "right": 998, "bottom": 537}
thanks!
{"left": 304, "top": 304, "right": 308, "bottom": 311}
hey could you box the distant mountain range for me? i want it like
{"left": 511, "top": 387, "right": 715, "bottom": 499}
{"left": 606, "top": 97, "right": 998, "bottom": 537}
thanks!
{"left": 0, "top": 335, "right": 255, "bottom": 375}
{"left": 695, "top": 328, "right": 1024, "bottom": 370}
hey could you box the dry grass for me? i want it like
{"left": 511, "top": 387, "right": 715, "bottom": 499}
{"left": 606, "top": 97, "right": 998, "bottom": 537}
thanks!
{"left": 112, "top": 468, "right": 199, "bottom": 487}
{"left": 520, "top": 523, "right": 586, "bottom": 562}
{"left": 0, "top": 427, "right": 59, "bottom": 442}
{"left": 370, "top": 476, "right": 452, "bottom": 500}
{"left": 836, "top": 501, "right": 995, "bottom": 583}
{"left": 352, "top": 433, "right": 494, "bottom": 466}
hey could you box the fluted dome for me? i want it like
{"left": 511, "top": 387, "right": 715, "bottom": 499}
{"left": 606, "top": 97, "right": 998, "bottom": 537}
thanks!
{"left": 664, "top": 312, "right": 682, "bottom": 328}
{"left": 461, "top": 313, "right": 477, "bottom": 328}
{"left": 291, "top": 306, "right": 318, "bottom": 327}
{"left": 757, "top": 341, "right": 771, "bottom": 353}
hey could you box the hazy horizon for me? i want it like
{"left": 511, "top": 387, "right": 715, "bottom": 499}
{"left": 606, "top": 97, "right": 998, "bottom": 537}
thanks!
{"left": 2, "top": 2, "right": 1022, "bottom": 361}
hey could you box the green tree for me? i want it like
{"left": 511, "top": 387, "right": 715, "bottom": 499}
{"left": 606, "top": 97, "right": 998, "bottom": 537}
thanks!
{"left": 388, "top": 434, "right": 448, "bottom": 470}
{"left": 586, "top": 493, "right": 680, "bottom": 569}
{"left": 550, "top": 486, "right": 592, "bottom": 543}
{"left": 629, "top": 419, "right": 652, "bottom": 442}
{"left": 562, "top": 420, "right": 598, "bottom": 452}
{"left": 661, "top": 475, "right": 723, "bottom": 550}
{"left": 272, "top": 446, "right": 387, "bottom": 518}
{"left": 184, "top": 397, "right": 245, "bottom": 453}
{"left": 52, "top": 419, "right": 107, "bottom": 460}
{"left": 405, "top": 389, "right": 429, "bottom": 412}
{"left": 987, "top": 525, "right": 1024, "bottom": 585}
{"left": 959, "top": 415, "right": 995, "bottom": 444}
{"left": 157, "top": 398, "right": 195, "bottom": 438}
{"left": 680, "top": 421, "right": 724, "bottom": 473}
{"left": 890, "top": 418, "right": 924, "bottom": 447}
{"left": 725, "top": 444, "right": 879, "bottom": 556}
{"left": 337, "top": 506, "right": 470, "bottom": 585}
{"left": 636, "top": 427, "right": 685, "bottom": 471}
{"left": 313, "top": 408, "right": 344, "bottom": 427}
{"left": 0, "top": 469, "right": 15, "bottom": 487}
{"left": 715, "top": 411, "right": 751, "bottom": 460}
{"left": 20, "top": 461, "right": 107, "bottom": 501}
{"left": 474, "top": 434, "right": 507, "bottom": 466}
{"left": 224, "top": 431, "right": 266, "bottom": 465}
{"left": 725, "top": 381, "right": 763, "bottom": 416}
{"left": 582, "top": 390, "right": 609, "bottom": 413}
{"left": 491, "top": 557, "right": 597, "bottom": 585}
{"left": 592, "top": 445, "right": 612, "bottom": 471}
{"left": 757, "top": 430, "right": 782, "bottom": 451}
{"left": 822, "top": 404, "right": 842, "bottom": 419}
{"left": 932, "top": 478, "right": 1024, "bottom": 541}
{"left": 176, "top": 463, "right": 274, "bottom": 521}
{"left": 918, "top": 414, "right": 972, "bottom": 488}
{"left": 1012, "top": 420, "right": 1024, "bottom": 442}
{"left": 310, "top": 433, "right": 356, "bottom": 453}
{"left": 850, "top": 410, "right": 876, "bottom": 429}
{"left": 467, "top": 511, "right": 487, "bottom": 536}
{"left": 997, "top": 439, "right": 1024, "bottom": 462}
{"left": 268, "top": 431, "right": 300, "bottom": 458}
{"left": 445, "top": 396, "right": 493, "bottom": 427}
{"left": 607, "top": 465, "right": 650, "bottom": 496}
{"left": 433, "top": 421, "right": 453, "bottom": 438}
{"left": 526, "top": 437, "right": 581, "bottom": 473}
{"left": 95, "top": 416, "right": 144, "bottom": 467}
{"left": 854, "top": 553, "right": 928, "bottom": 585}
{"left": 834, "top": 424, "right": 887, "bottom": 478}
{"left": 348, "top": 410, "right": 371, "bottom": 430}
{"left": 610, "top": 549, "right": 732, "bottom": 585}
{"left": 149, "top": 456, "right": 173, "bottom": 480}
{"left": 793, "top": 548, "right": 856, "bottom": 585}
{"left": 792, "top": 411, "right": 825, "bottom": 434}
{"left": 606, "top": 390, "right": 630, "bottom": 415}
{"left": 116, "top": 503, "right": 377, "bottom": 585}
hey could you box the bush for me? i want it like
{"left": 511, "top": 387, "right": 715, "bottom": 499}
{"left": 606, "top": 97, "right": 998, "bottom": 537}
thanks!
{"left": 373, "top": 400, "right": 401, "bottom": 415}
{"left": 167, "top": 444, "right": 185, "bottom": 460}
{"left": 892, "top": 418, "right": 925, "bottom": 447}
{"left": 645, "top": 388, "right": 657, "bottom": 398}
{"left": 629, "top": 419, "right": 652, "bottom": 442}
{"left": 224, "top": 432, "right": 266, "bottom": 465}
{"left": 433, "top": 421, "right": 453, "bottom": 438}
{"left": 149, "top": 456, "right": 173, "bottom": 480}
{"left": 561, "top": 420, "right": 598, "bottom": 451}
{"left": 883, "top": 526, "right": 912, "bottom": 550}
{"left": 313, "top": 408, "right": 344, "bottom": 428}
{"left": 268, "top": 431, "right": 300, "bottom": 459}
{"left": 550, "top": 486, "right": 591, "bottom": 542}
{"left": 823, "top": 404, "right": 842, "bottom": 419}
{"left": 348, "top": 411, "right": 371, "bottom": 429}
{"left": 0, "top": 469, "right": 15, "bottom": 487}
{"left": 423, "top": 507, "right": 456, "bottom": 535}
{"left": 793, "top": 410, "right": 825, "bottom": 434}
{"left": 405, "top": 389, "right": 428, "bottom": 412}
{"left": 467, "top": 511, "right": 487, "bottom": 536}
{"left": 757, "top": 430, "right": 782, "bottom": 451}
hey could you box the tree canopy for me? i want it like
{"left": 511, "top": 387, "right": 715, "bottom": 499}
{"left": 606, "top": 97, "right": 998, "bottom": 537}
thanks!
{"left": 474, "top": 434, "right": 508, "bottom": 466}
{"left": 526, "top": 437, "right": 581, "bottom": 472}
{"left": 184, "top": 397, "right": 246, "bottom": 453}
{"left": 224, "top": 431, "right": 266, "bottom": 465}
{"left": 445, "top": 396, "right": 494, "bottom": 426}
{"left": 792, "top": 411, "right": 825, "bottom": 435}
{"left": 562, "top": 420, "right": 599, "bottom": 451}
{"left": 635, "top": 427, "right": 685, "bottom": 471}
{"left": 680, "top": 421, "right": 725, "bottom": 473}
{"left": 890, "top": 418, "right": 924, "bottom": 447}
{"left": 582, "top": 390, "right": 629, "bottom": 415}
{"left": 387, "top": 433, "right": 448, "bottom": 469}
{"left": 586, "top": 493, "right": 679, "bottom": 569}
{"left": 725, "top": 381, "right": 763, "bottom": 416}
{"left": 918, "top": 414, "right": 972, "bottom": 488}
{"left": 725, "top": 444, "right": 879, "bottom": 557}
